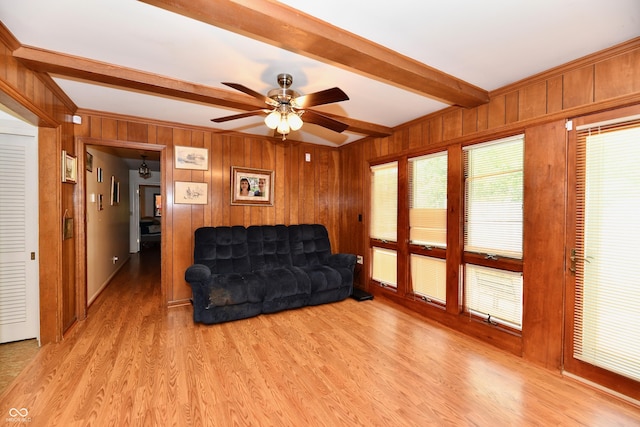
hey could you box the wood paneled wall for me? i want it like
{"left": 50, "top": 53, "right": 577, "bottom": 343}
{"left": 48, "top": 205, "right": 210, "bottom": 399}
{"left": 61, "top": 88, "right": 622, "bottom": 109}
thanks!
{"left": 0, "top": 24, "right": 77, "bottom": 344}
{"left": 338, "top": 37, "right": 640, "bottom": 369}
{"left": 75, "top": 113, "right": 344, "bottom": 304}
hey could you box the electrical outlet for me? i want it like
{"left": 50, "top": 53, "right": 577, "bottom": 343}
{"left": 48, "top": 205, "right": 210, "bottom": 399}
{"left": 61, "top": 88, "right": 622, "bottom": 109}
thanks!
{"left": 356, "top": 255, "right": 363, "bottom": 264}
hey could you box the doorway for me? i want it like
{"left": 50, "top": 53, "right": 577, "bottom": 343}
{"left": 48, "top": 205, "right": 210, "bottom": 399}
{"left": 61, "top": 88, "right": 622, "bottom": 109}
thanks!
{"left": 138, "top": 184, "right": 161, "bottom": 251}
{"left": 564, "top": 105, "right": 640, "bottom": 401}
{"left": 81, "top": 139, "right": 164, "bottom": 309}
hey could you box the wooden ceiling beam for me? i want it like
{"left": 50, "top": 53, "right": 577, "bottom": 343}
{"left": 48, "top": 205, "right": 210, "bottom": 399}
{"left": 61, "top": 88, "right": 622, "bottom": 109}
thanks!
{"left": 13, "top": 46, "right": 266, "bottom": 111}
{"left": 139, "top": 0, "right": 489, "bottom": 108}
{"left": 13, "top": 45, "right": 391, "bottom": 137}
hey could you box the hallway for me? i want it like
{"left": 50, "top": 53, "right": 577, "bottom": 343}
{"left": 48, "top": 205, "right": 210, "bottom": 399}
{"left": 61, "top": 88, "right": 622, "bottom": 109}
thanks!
{"left": 1, "top": 247, "right": 639, "bottom": 425}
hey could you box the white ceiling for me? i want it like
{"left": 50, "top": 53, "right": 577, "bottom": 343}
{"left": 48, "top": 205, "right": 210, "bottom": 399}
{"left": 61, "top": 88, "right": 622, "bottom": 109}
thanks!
{"left": 1, "top": 0, "right": 639, "bottom": 146}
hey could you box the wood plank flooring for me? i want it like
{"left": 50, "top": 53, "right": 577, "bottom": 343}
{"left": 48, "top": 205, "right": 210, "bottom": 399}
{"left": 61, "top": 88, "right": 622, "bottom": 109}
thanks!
{"left": 1, "top": 247, "right": 639, "bottom": 426}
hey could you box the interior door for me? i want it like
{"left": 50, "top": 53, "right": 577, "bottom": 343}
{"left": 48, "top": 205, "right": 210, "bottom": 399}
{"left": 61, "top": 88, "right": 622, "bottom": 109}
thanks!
{"left": 564, "top": 106, "right": 640, "bottom": 400}
{"left": 0, "top": 118, "right": 39, "bottom": 344}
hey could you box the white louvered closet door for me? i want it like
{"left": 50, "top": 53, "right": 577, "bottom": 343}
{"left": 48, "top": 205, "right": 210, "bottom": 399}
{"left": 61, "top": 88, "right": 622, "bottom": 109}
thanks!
{"left": 0, "top": 119, "right": 38, "bottom": 344}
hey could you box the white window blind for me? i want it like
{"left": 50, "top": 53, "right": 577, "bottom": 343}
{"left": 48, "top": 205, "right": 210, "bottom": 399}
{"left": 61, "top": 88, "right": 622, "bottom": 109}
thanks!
{"left": 370, "top": 162, "right": 397, "bottom": 242}
{"left": 465, "top": 264, "right": 523, "bottom": 329}
{"left": 464, "top": 135, "right": 524, "bottom": 258}
{"left": 409, "top": 152, "right": 447, "bottom": 247}
{"left": 574, "top": 120, "right": 640, "bottom": 382}
{"left": 411, "top": 254, "right": 446, "bottom": 303}
{"left": 372, "top": 247, "right": 397, "bottom": 288}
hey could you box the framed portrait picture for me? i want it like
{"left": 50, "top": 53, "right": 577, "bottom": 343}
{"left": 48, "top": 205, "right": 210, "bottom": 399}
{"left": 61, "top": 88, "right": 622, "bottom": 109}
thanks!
{"left": 97, "top": 167, "right": 103, "bottom": 183}
{"left": 98, "top": 194, "right": 104, "bottom": 211}
{"left": 86, "top": 151, "right": 94, "bottom": 172}
{"left": 230, "top": 166, "right": 274, "bottom": 206}
{"left": 174, "top": 146, "right": 208, "bottom": 170}
{"left": 110, "top": 176, "right": 120, "bottom": 206}
{"left": 175, "top": 181, "right": 208, "bottom": 205}
{"left": 62, "top": 150, "right": 77, "bottom": 183}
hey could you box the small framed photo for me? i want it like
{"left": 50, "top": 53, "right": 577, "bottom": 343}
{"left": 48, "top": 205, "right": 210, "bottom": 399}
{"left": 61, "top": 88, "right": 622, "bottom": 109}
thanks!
{"left": 86, "top": 152, "right": 94, "bottom": 172}
{"left": 110, "top": 176, "right": 120, "bottom": 206}
{"left": 62, "top": 150, "right": 77, "bottom": 183}
{"left": 98, "top": 194, "right": 104, "bottom": 211}
{"left": 231, "top": 166, "right": 274, "bottom": 206}
{"left": 97, "top": 167, "right": 103, "bottom": 183}
{"left": 63, "top": 217, "right": 73, "bottom": 240}
{"left": 175, "top": 181, "right": 208, "bottom": 205}
{"left": 175, "top": 146, "right": 208, "bottom": 170}
{"left": 154, "top": 193, "right": 162, "bottom": 217}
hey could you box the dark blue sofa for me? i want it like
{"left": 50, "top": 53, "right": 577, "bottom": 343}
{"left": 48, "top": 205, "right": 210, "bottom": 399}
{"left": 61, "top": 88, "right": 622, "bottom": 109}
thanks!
{"left": 185, "top": 224, "right": 356, "bottom": 324}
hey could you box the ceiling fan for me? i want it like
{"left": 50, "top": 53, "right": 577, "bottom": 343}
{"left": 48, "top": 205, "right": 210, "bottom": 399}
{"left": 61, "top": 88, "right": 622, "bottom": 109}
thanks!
{"left": 211, "top": 73, "right": 349, "bottom": 140}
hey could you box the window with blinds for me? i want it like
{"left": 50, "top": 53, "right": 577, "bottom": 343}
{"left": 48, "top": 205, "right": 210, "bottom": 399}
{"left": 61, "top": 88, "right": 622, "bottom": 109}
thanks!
{"left": 370, "top": 162, "right": 398, "bottom": 242}
{"left": 411, "top": 254, "right": 446, "bottom": 303}
{"left": 573, "top": 118, "right": 640, "bottom": 382}
{"left": 372, "top": 247, "right": 397, "bottom": 288}
{"left": 409, "top": 152, "right": 447, "bottom": 247}
{"left": 370, "top": 162, "right": 398, "bottom": 289}
{"left": 465, "top": 264, "right": 523, "bottom": 328}
{"left": 463, "top": 135, "right": 524, "bottom": 259}
{"left": 463, "top": 135, "right": 524, "bottom": 330}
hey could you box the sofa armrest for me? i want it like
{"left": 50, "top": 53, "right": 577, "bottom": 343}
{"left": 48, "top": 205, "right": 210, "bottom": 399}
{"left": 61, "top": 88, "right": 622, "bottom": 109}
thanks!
{"left": 185, "top": 263, "right": 212, "bottom": 283}
{"left": 326, "top": 253, "right": 357, "bottom": 269}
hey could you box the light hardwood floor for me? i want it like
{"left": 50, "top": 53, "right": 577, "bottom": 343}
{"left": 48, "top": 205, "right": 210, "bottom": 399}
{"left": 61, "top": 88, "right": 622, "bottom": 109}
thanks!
{"left": 1, "top": 248, "right": 639, "bottom": 426}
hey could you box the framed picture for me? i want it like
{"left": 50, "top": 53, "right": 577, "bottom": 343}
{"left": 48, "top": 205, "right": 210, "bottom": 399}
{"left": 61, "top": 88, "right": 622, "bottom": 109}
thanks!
{"left": 175, "top": 146, "right": 208, "bottom": 170}
{"left": 230, "top": 166, "right": 274, "bottom": 206}
{"left": 110, "top": 176, "right": 120, "bottom": 206}
{"left": 63, "top": 217, "right": 73, "bottom": 240}
{"left": 97, "top": 194, "right": 104, "bottom": 211}
{"left": 154, "top": 193, "right": 162, "bottom": 217}
{"left": 62, "top": 150, "right": 77, "bottom": 183}
{"left": 175, "top": 181, "right": 208, "bottom": 205}
{"left": 97, "top": 167, "right": 103, "bottom": 183}
{"left": 86, "top": 152, "right": 94, "bottom": 172}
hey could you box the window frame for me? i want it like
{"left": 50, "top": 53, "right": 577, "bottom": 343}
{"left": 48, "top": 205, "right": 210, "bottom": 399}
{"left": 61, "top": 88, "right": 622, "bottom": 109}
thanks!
{"left": 461, "top": 134, "right": 525, "bottom": 333}
{"left": 369, "top": 159, "right": 400, "bottom": 291}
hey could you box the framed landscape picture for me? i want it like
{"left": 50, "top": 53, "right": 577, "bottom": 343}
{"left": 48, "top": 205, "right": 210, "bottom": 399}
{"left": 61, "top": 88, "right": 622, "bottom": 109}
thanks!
{"left": 230, "top": 166, "right": 274, "bottom": 206}
{"left": 175, "top": 181, "right": 208, "bottom": 205}
{"left": 175, "top": 146, "right": 208, "bottom": 170}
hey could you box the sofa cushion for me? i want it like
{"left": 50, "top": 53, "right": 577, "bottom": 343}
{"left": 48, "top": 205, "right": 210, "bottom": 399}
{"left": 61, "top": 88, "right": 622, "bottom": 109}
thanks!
{"left": 289, "top": 224, "right": 332, "bottom": 266}
{"left": 194, "top": 226, "right": 251, "bottom": 274}
{"left": 300, "top": 265, "right": 343, "bottom": 293}
{"left": 206, "top": 272, "right": 264, "bottom": 307}
{"left": 247, "top": 225, "right": 292, "bottom": 271}
{"left": 258, "top": 267, "right": 310, "bottom": 306}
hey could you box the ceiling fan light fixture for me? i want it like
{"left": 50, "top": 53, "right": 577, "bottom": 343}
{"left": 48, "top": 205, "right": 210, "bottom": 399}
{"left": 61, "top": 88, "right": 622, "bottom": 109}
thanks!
{"left": 287, "top": 112, "right": 303, "bottom": 131}
{"left": 214, "top": 73, "right": 348, "bottom": 140}
{"left": 138, "top": 155, "right": 151, "bottom": 179}
{"left": 277, "top": 116, "right": 290, "bottom": 135}
{"left": 264, "top": 110, "right": 281, "bottom": 129}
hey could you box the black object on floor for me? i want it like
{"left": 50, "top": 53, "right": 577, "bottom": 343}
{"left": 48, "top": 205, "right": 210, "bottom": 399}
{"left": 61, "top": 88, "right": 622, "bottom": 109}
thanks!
{"left": 351, "top": 287, "right": 373, "bottom": 301}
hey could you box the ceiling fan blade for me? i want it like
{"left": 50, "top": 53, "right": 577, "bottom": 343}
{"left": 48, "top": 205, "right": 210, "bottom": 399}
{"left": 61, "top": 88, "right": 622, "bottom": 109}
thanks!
{"left": 211, "top": 110, "right": 266, "bottom": 123}
{"left": 222, "top": 82, "right": 277, "bottom": 106}
{"left": 303, "top": 110, "right": 349, "bottom": 133}
{"left": 294, "top": 87, "right": 349, "bottom": 108}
